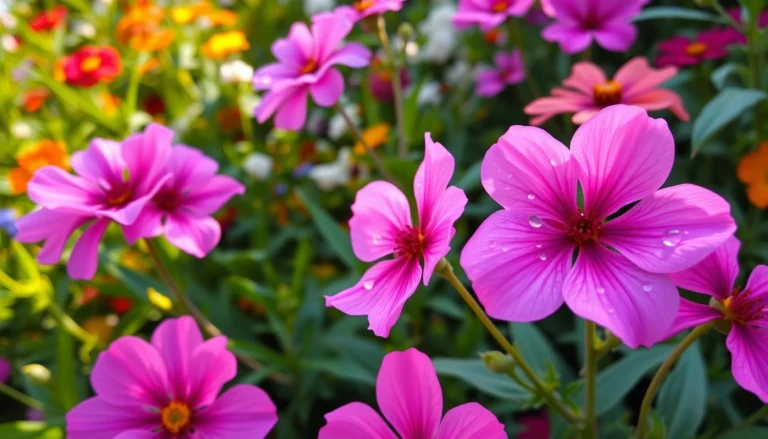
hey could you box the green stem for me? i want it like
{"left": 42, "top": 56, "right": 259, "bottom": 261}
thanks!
{"left": 334, "top": 102, "right": 396, "bottom": 183}
{"left": 436, "top": 259, "right": 582, "bottom": 425}
{"left": 742, "top": 404, "right": 768, "bottom": 427}
{"left": 46, "top": 300, "right": 100, "bottom": 350}
{"left": 712, "top": 2, "right": 743, "bottom": 31}
{"left": 0, "top": 382, "right": 44, "bottom": 411}
{"left": 636, "top": 324, "right": 713, "bottom": 438}
{"left": 375, "top": 15, "right": 407, "bottom": 158}
{"left": 584, "top": 321, "right": 598, "bottom": 439}
{"left": 508, "top": 20, "right": 540, "bottom": 98}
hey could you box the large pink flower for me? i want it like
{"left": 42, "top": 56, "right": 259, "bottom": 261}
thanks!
{"left": 453, "top": 0, "right": 534, "bottom": 31}
{"left": 667, "top": 237, "right": 768, "bottom": 402}
{"left": 524, "top": 57, "right": 689, "bottom": 126}
{"left": 326, "top": 134, "right": 468, "bottom": 337}
{"left": 542, "top": 0, "right": 648, "bottom": 54}
{"left": 66, "top": 316, "right": 278, "bottom": 438}
{"left": 123, "top": 145, "right": 245, "bottom": 258}
{"left": 15, "top": 123, "right": 173, "bottom": 280}
{"left": 476, "top": 50, "right": 525, "bottom": 97}
{"left": 460, "top": 105, "right": 736, "bottom": 348}
{"left": 335, "top": 0, "right": 405, "bottom": 23}
{"left": 319, "top": 348, "right": 507, "bottom": 439}
{"left": 656, "top": 30, "right": 736, "bottom": 68}
{"left": 253, "top": 12, "right": 372, "bottom": 130}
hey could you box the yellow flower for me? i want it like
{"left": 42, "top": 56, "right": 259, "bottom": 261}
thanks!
{"left": 201, "top": 30, "right": 250, "bottom": 59}
{"left": 171, "top": 1, "right": 213, "bottom": 25}
{"left": 354, "top": 123, "right": 391, "bottom": 155}
{"left": 203, "top": 10, "right": 239, "bottom": 27}
{"left": 9, "top": 140, "right": 69, "bottom": 194}
{"left": 116, "top": 3, "right": 175, "bottom": 52}
{"left": 737, "top": 142, "right": 768, "bottom": 208}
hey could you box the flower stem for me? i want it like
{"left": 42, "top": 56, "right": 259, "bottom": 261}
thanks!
{"left": 583, "top": 321, "right": 598, "bottom": 439}
{"left": 0, "top": 382, "right": 44, "bottom": 411}
{"left": 636, "top": 323, "right": 713, "bottom": 438}
{"left": 508, "top": 20, "right": 540, "bottom": 98}
{"left": 334, "top": 102, "right": 396, "bottom": 183}
{"left": 46, "top": 300, "right": 101, "bottom": 360}
{"left": 375, "top": 14, "right": 407, "bottom": 158}
{"left": 144, "top": 239, "right": 289, "bottom": 384}
{"left": 435, "top": 258, "right": 582, "bottom": 426}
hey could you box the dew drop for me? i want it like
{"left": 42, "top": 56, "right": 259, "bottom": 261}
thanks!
{"left": 642, "top": 283, "right": 653, "bottom": 292}
{"left": 363, "top": 280, "right": 375, "bottom": 290}
{"left": 596, "top": 287, "right": 605, "bottom": 294}
{"left": 372, "top": 234, "right": 382, "bottom": 245}
{"left": 683, "top": 230, "right": 690, "bottom": 235}
{"left": 528, "top": 215, "right": 543, "bottom": 228}
{"left": 501, "top": 244, "right": 511, "bottom": 252}
{"left": 607, "top": 307, "right": 615, "bottom": 314}
{"left": 538, "top": 253, "right": 547, "bottom": 261}
{"left": 489, "top": 241, "right": 498, "bottom": 249}
{"left": 527, "top": 193, "right": 536, "bottom": 200}
{"left": 535, "top": 243, "right": 543, "bottom": 249}
{"left": 662, "top": 229, "right": 682, "bottom": 247}
{"left": 550, "top": 159, "right": 557, "bottom": 166}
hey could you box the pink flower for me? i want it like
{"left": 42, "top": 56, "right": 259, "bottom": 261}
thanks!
{"left": 319, "top": 348, "right": 507, "bottom": 439}
{"left": 542, "top": 0, "right": 648, "bottom": 54}
{"left": 460, "top": 105, "right": 736, "bottom": 348}
{"left": 476, "top": 50, "right": 525, "bottom": 97}
{"left": 453, "top": 0, "right": 534, "bottom": 31}
{"left": 253, "top": 12, "right": 372, "bottom": 130}
{"left": 326, "top": 134, "right": 468, "bottom": 337}
{"left": 0, "top": 357, "right": 10, "bottom": 383}
{"left": 524, "top": 57, "right": 689, "bottom": 126}
{"left": 335, "top": 0, "right": 405, "bottom": 23}
{"left": 517, "top": 411, "right": 550, "bottom": 439}
{"left": 15, "top": 124, "right": 173, "bottom": 280}
{"left": 123, "top": 145, "right": 245, "bottom": 258}
{"left": 724, "top": 7, "right": 768, "bottom": 44}
{"left": 66, "top": 316, "right": 278, "bottom": 438}
{"left": 667, "top": 237, "right": 768, "bottom": 402}
{"left": 656, "top": 30, "right": 736, "bottom": 68}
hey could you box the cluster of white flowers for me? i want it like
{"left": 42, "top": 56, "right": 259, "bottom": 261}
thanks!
{"left": 220, "top": 60, "right": 254, "bottom": 84}
{"left": 419, "top": 3, "right": 458, "bottom": 64}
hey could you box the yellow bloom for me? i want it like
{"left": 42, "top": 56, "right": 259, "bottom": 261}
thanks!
{"left": 203, "top": 10, "right": 239, "bottom": 27}
{"left": 201, "top": 30, "right": 250, "bottom": 59}
{"left": 737, "top": 142, "right": 768, "bottom": 208}
{"left": 354, "top": 123, "right": 391, "bottom": 155}
{"left": 116, "top": 3, "right": 174, "bottom": 52}
{"left": 171, "top": 1, "right": 213, "bottom": 25}
{"left": 9, "top": 140, "right": 69, "bottom": 194}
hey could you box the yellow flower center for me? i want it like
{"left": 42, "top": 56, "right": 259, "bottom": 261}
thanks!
{"left": 685, "top": 42, "right": 708, "bottom": 57}
{"left": 160, "top": 401, "right": 192, "bottom": 435}
{"left": 353, "top": 0, "right": 375, "bottom": 12}
{"left": 592, "top": 80, "right": 623, "bottom": 107}
{"left": 300, "top": 58, "right": 319, "bottom": 75}
{"left": 80, "top": 56, "right": 102, "bottom": 73}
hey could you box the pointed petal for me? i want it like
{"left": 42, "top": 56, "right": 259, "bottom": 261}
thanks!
{"left": 70, "top": 138, "right": 126, "bottom": 188}
{"left": 167, "top": 146, "right": 219, "bottom": 194}
{"left": 255, "top": 87, "right": 295, "bottom": 124}
{"left": 665, "top": 299, "right": 722, "bottom": 338}
{"left": 311, "top": 12, "right": 354, "bottom": 63}
{"left": 122, "top": 203, "right": 164, "bottom": 244}
{"left": 377, "top": 348, "right": 442, "bottom": 439}
{"left": 421, "top": 186, "right": 467, "bottom": 286}
{"left": 541, "top": 23, "right": 593, "bottom": 54}
{"left": 164, "top": 215, "right": 221, "bottom": 258}
{"left": 325, "top": 43, "right": 372, "bottom": 68}
{"left": 67, "top": 218, "right": 110, "bottom": 280}
{"left": 614, "top": 57, "right": 677, "bottom": 101}
{"left": 253, "top": 63, "right": 298, "bottom": 90}
{"left": 26, "top": 166, "right": 102, "bottom": 215}
{"left": 727, "top": 325, "right": 768, "bottom": 403}
{"left": 274, "top": 87, "right": 309, "bottom": 130}
{"left": 349, "top": 181, "right": 412, "bottom": 263}
{"left": 66, "top": 397, "right": 159, "bottom": 439}
{"left": 182, "top": 174, "right": 245, "bottom": 216}
{"left": 435, "top": 403, "right": 507, "bottom": 439}
{"left": 149, "top": 316, "right": 203, "bottom": 402}
{"left": 593, "top": 21, "right": 637, "bottom": 52}
{"left": 628, "top": 89, "right": 690, "bottom": 121}
{"left": 310, "top": 68, "right": 344, "bottom": 107}
{"left": 14, "top": 209, "right": 87, "bottom": 265}
{"left": 186, "top": 336, "right": 236, "bottom": 409}
{"left": 562, "top": 61, "right": 607, "bottom": 95}
{"left": 121, "top": 123, "right": 173, "bottom": 196}
{"left": 319, "top": 402, "right": 398, "bottom": 439}
{"left": 194, "top": 385, "right": 278, "bottom": 439}
{"left": 670, "top": 236, "right": 741, "bottom": 299}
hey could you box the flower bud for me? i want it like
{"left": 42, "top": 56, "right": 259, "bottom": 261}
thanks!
{"left": 481, "top": 351, "right": 515, "bottom": 374}
{"left": 22, "top": 364, "right": 51, "bottom": 386}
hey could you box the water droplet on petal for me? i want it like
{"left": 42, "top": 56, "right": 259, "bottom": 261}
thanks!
{"left": 683, "top": 230, "right": 690, "bottom": 235}
{"left": 662, "top": 229, "right": 682, "bottom": 247}
{"left": 372, "top": 234, "right": 382, "bottom": 245}
{"left": 550, "top": 159, "right": 557, "bottom": 166}
{"left": 535, "top": 243, "right": 543, "bottom": 249}
{"left": 642, "top": 283, "right": 653, "bottom": 292}
{"left": 607, "top": 307, "right": 615, "bottom": 314}
{"left": 501, "top": 244, "right": 511, "bottom": 252}
{"left": 527, "top": 193, "right": 536, "bottom": 200}
{"left": 489, "top": 241, "right": 498, "bottom": 249}
{"left": 538, "top": 253, "right": 547, "bottom": 261}
{"left": 596, "top": 287, "right": 605, "bottom": 294}
{"left": 529, "top": 215, "right": 543, "bottom": 228}
{"left": 363, "top": 280, "right": 375, "bottom": 290}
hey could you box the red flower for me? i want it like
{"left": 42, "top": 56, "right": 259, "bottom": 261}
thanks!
{"left": 22, "top": 88, "right": 50, "bottom": 112}
{"left": 62, "top": 46, "right": 122, "bottom": 87}
{"left": 108, "top": 297, "right": 134, "bottom": 315}
{"left": 30, "top": 6, "right": 67, "bottom": 32}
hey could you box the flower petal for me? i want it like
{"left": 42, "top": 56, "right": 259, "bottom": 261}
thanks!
{"left": 593, "top": 21, "right": 637, "bottom": 52}
{"left": 349, "top": 181, "right": 412, "bottom": 263}
{"left": 164, "top": 215, "right": 222, "bottom": 258}
{"left": 14, "top": 209, "right": 87, "bottom": 265}
{"left": 253, "top": 63, "right": 298, "bottom": 90}
{"left": 167, "top": 145, "right": 220, "bottom": 194}
{"left": 541, "top": 23, "right": 593, "bottom": 54}
{"left": 600, "top": 184, "right": 736, "bottom": 274}
{"left": 319, "top": 402, "right": 398, "bottom": 439}
{"left": 312, "top": 12, "right": 354, "bottom": 64}
{"left": 435, "top": 402, "right": 507, "bottom": 439}
{"left": 122, "top": 203, "right": 164, "bottom": 244}
{"left": 70, "top": 138, "right": 126, "bottom": 189}
{"left": 727, "top": 325, "right": 768, "bottom": 403}
{"left": 377, "top": 348, "right": 442, "bottom": 439}
{"left": 121, "top": 123, "right": 173, "bottom": 196}
{"left": 562, "top": 62, "right": 607, "bottom": 96}
{"left": 614, "top": 57, "right": 677, "bottom": 101}
{"left": 182, "top": 174, "right": 245, "bottom": 216}
{"left": 274, "top": 87, "right": 309, "bottom": 130}
{"left": 186, "top": 336, "right": 237, "bottom": 409}
{"left": 26, "top": 166, "right": 102, "bottom": 215}
{"left": 149, "top": 316, "right": 203, "bottom": 402}
{"left": 113, "top": 431, "right": 164, "bottom": 439}
{"left": 325, "top": 43, "right": 372, "bottom": 68}
{"left": 66, "top": 397, "right": 159, "bottom": 439}
{"left": 67, "top": 218, "right": 110, "bottom": 280}
{"left": 665, "top": 299, "right": 723, "bottom": 338}
{"left": 627, "top": 89, "right": 690, "bottom": 121}
{"left": 194, "top": 384, "right": 278, "bottom": 439}
{"left": 563, "top": 243, "right": 678, "bottom": 348}
{"left": 310, "top": 68, "right": 344, "bottom": 107}
{"left": 570, "top": 105, "right": 674, "bottom": 219}
{"left": 421, "top": 186, "right": 467, "bottom": 286}
{"left": 669, "top": 235, "right": 741, "bottom": 300}
{"left": 460, "top": 210, "right": 573, "bottom": 322}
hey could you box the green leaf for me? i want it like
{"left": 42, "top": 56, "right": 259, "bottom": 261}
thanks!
{"left": 11, "top": 242, "right": 41, "bottom": 281}
{"left": 510, "top": 323, "right": 573, "bottom": 381}
{"left": 456, "top": 160, "right": 482, "bottom": 192}
{"left": 0, "top": 422, "right": 63, "bottom": 439}
{"left": 692, "top": 88, "right": 767, "bottom": 156}
{"left": 296, "top": 188, "right": 358, "bottom": 270}
{"left": 711, "top": 64, "right": 742, "bottom": 91}
{"left": 633, "top": 6, "right": 725, "bottom": 23}
{"left": 55, "top": 325, "right": 80, "bottom": 410}
{"left": 306, "top": 358, "right": 376, "bottom": 385}
{"left": 657, "top": 342, "right": 707, "bottom": 439}
{"left": 433, "top": 358, "right": 529, "bottom": 401}
{"left": 719, "top": 427, "right": 768, "bottom": 439}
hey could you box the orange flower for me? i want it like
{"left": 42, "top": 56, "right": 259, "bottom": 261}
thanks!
{"left": 9, "top": 140, "right": 69, "bottom": 194}
{"left": 354, "top": 123, "right": 391, "bottom": 155}
{"left": 22, "top": 88, "right": 50, "bottom": 112}
{"left": 201, "top": 10, "right": 239, "bottom": 27}
{"left": 170, "top": 1, "right": 213, "bottom": 25}
{"left": 116, "top": 4, "right": 174, "bottom": 52}
{"left": 201, "top": 30, "right": 249, "bottom": 59}
{"left": 138, "top": 57, "right": 161, "bottom": 75}
{"left": 737, "top": 142, "right": 768, "bottom": 208}
{"left": 99, "top": 92, "right": 122, "bottom": 115}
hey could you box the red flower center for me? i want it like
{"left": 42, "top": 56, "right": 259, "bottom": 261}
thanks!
{"left": 394, "top": 225, "right": 425, "bottom": 259}
{"left": 592, "top": 81, "right": 623, "bottom": 107}
{"left": 567, "top": 210, "right": 602, "bottom": 245}
{"left": 685, "top": 42, "right": 708, "bottom": 57}
{"left": 106, "top": 186, "right": 134, "bottom": 207}
{"left": 491, "top": 0, "right": 508, "bottom": 13}
{"left": 300, "top": 58, "right": 319, "bottom": 75}
{"left": 353, "top": 0, "right": 375, "bottom": 12}
{"left": 154, "top": 189, "right": 182, "bottom": 212}
{"left": 80, "top": 56, "right": 102, "bottom": 73}
{"left": 721, "top": 286, "right": 767, "bottom": 325}
{"left": 160, "top": 401, "right": 192, "bottom": 435}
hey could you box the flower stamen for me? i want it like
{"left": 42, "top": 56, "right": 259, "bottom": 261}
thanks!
{"left": 394, "top": 225, "right": 425, "bottom": 259}
{"left": 685, "top": 42, "right": 707, "bottom": 57}
{"left": 300, "top": 58, "right": 319, "bottom": 75}
{"left": 353, "top": 0, "right": 374, "bottom": 12}
{"left": 567, "top": 210, "right": 601, "bottom": 245}
{"left": 592, "top": 81, "right": 622, "bottom": 107}
{"left": 160, "top": 401, "right": 192, "bottom": 435}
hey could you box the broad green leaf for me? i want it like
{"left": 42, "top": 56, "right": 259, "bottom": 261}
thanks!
{"left": 0, "top": 422, "right": 63, "bottom": 439}
{"left": 657, "top": 342, "right": 707, "bottom": 439}
{"left": 433, "top": 358, "right": 529, "bottom": 401}
{"left": 711, "top": 64, "right": 742, "bottom": 91}
{"left": 510, "top": 323, "right": 573, "bottom": 381}
{"left": 456, "top": 160, "right": 482, "bottom": 192}
{"left": 296, "top": 188, "right": 358, "bottom": 270}
{"left": 306, "top": 358, "right": 376, "bottom": 385}
{"left": 719, "top": 427, "right": 768, "bottom": 439}
{"left": 692, "top": 88, "right": 767, "bottom": 156}
{"left": 633, "top": 7, "right": 725, "bottom": 23}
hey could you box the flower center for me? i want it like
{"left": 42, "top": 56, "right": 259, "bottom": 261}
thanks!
{"left": 80, "top": 56, "right": 102, "bottom": 73}
{"left": 394, "top": 225, "right": 425, "bottom": 259}
{"left": 300, "top": 58, "right": 319, "bottom": 75}
{"left": 685, "top": 42, "right": 708, "bottom": 57}
{"left": 720, "top": 286, "right": 767, "bottom": 325}
{"left": 106, "top": 186, "right": 134, "bottom": 207}
{"left": 353, "top": 0, "right": 374, "bottom": 12}
{"left": 160, "top": 401, "right": 192, "bottom": 435}
{"left": 567, "top": 210, "right": 602, "bottom": 245}
{"left": 153, "top": 189, "right": 182, "bottom": 212}
{"left": 491, "top": 0, "right": 508, "bottom": 13}
{"left": 592, "top": 81, "right": 623, "bottom": 107}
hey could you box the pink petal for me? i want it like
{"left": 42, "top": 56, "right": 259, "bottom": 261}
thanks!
{"left": 194, "top": 385, "right": 278, "bottom": 439}
{"left": 600, "top": 184, "right": 736, "bottom": 274}
{"left": 149, "top": 316, "right": 203, "bottom": 402}
{"left": 253, "top": 62, "right": 298, "bottom": 90}
{"left": 27, "top": 166, "right": 102, "bottom": 215}
{"left": 113, "top": 431, "right": 164, "bottom": 439}
{"left": 319, "top": 402, "right": 398, "bottom": 439}
{"left": 286, "top": 21, "right": 314, "bottom": 61}
{"left": 481, "top": 126, "right": 577, "bottom": 221}
{"left": 15, "top": 209, "right": 87, "bottom": 265}
{"left": 349, "top": 181, "right": 412, "bottom": 263}
{"left": 325, "top": 43, "right": 372, "bottom": 68}
{"left": 67, "top": 218, "right": 110, "bottom": 280}
{"left": 549, "top": 0, "right": 587, "bottom": 21}
{"left": 186, "top": 336, "right": 236, "bottom": 408}
{"left": 435, "top": 402, "right": 507, "bottom": 439}
{"left": 164, "top": 215, "right": 222, "bottom": 258}
{"left": 122, "top": 203, "right": 164, "bottom": 244}
{"left": 614, "top": 57, "right": 677, "bottom": 101}
{"left": 90, "top": 337, "right": 170, "bottom": 408}
{"left": 627, "top": 89, "right": 690, "bottom": 121}
{"left": 524, "top": 96, "right": 591, "bottom": 123}
{"left": 326, "top": 257, "right": 422, "bottom": 337}
{"left": 421, "top": 186, "right": 467, "bottom": 285}
{"left": 593, "top": 21, "right": 637, "bottom": 52}
{"left": 272, "top": 38, "right": 306, "bottom": 69}
{"left": 167, "top": 146, "right": 219, "bottom": 194}
{"left": 255, "top": 87, "right": 295, "bottom": 124}
{"left": 310, "top": 68, "right": 344, "bottom": 107}
{"left": 312, "top": 12, "right": 354, "bottom": 64}
{"left": 476, "top": 70, "right": 505, "bottom": 97}
{"left": 746, "top": 266, "right": 768, "bottom": 327}
{"left": 670, "top": 235, "right": 741, "bottom": 300}
{"left": 665, "top": 299, "right": 722, "bottom": 338}
{"left": 542, "top": 23, "right": 593, "bottom": 54}
{"left": 377, "top": 348, "right": 442, "bottom": 439}
{"left": 563, "top": 243, "right": 679, "bottom": 348}
{"left": 563, "top": 61, "right": 606, "bottom": 96}
{"left": 121, "top": 123, "right": 173, "bottom": 196}
{"left": 66, "top": 397, "right": 159, "bottom": 439}
{"left": 274, "top": 87, "right": 309, "bottom": 130}
{"left": 182, "top": 174, "right": 245, "bottom": 216}
{"left": 570, "top": 105, "right": 673, "bottom": 219}
{"left": 571, "top": 109, "right": 600, "bottom": 125}
{"left": 727, "top": 325, "right": 768, "bottom": 403}
{"left": 460, "top": 211, "right": 573, "bottom": 322}
{"left": 70, "top": 138, "right": 126, "bottom": 188}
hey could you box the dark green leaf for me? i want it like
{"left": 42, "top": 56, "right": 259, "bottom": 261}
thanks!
{"left": 657, "top": 342, "right": 707, "bottom": 439}
{"left": 692, "top": 88, "right": 767, "bottom": 156}
{"left": 719, "top": 427, "right": 768, "bottom": 439}
{"left": 297, "top": 188, "right": 358, "bottom": 270}
{"left": 633, "top": 7, "right": 725, "bottom": 23}
{"left": 433, "top": 358, "right": 529, "bottom": 401}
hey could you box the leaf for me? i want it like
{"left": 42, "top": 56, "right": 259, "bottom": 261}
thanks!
{"left": 0, "top": 422, "right": 63, "bottom": 439}
{"left": 456, "top": 160, "right": 482, "bottom": 192}
{"left": 657, "top": 342, "right": 707, "bottom": 439}
{"left": 306, "top": 358, "right": 377, "bottom": 385}
{"left": 510, "top": 323, "right": 573, "bottom": 381}
{"left": 719, "top": 427, "right": 768, "bottom": 439}
{"left": 433, "top": 358, "right": 529, "bottom": 401}
{"left": 692, "top": 88, "right": 767, "bottom": 156}
{"left": 711, "top": 64, "right": 741, "bottom": 91}
{"left": 633, "top": 7, "right": 725, "bottom": 23}
{"left": 296, "top": 188, "right": 358, "bottom": 270}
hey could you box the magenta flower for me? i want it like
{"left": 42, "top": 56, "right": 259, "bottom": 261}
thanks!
{"left": 453, "top": 0, "right": 534, "bottom": 31}
{"left": 460, "top": 105, "right": 736, "bottom": 348}
{"left": 15, "top": 123, "right": 173, "bottom": 280}
{"left": 253, "top": 12, "right": 372, "bottom": 131}
{"left": 476, "top": 50, "right": 525, "bottom": 97}
{"left": 542, "top": 0, "right": 649, "bottom": 54}
{"left": 723, "top": 8, "right": 768, "bottom": 45}
{"left": 319, "top": 348, "right": 507, "bottom": 439}
{"left": 0, "top": 357, "right": 10, "bottom": 383}
{"left": 656, "top": 30, "right": 735, "bottom": 68}
{"left": 335, "top": 0, "right": 405, "bottom": 23}
{"left": 325, "top": 134, "right": 468, "bottom": 337}
{"left": 666, "top": 237, "right": 768, "bottom": 402}
{"left": 524, "top": 57, "right": 689, "bottom": 126}
{"left": 66, "top": 316, "right": 278, "bottom": 438}
{"left": 123, "top": 145, "right": 245, "bottom": 258}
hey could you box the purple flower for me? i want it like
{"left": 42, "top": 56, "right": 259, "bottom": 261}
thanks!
{"left": 253, "top": 12, "right": 372, "bottom": 130}
{"left": 476, "top": 50, "right": 525, "bottom": 97}
{"left": 335, "top": 0, "right": 405, "bottom": 23}
{"left": 0, "top": 357, "right": 10, "bottom": 383}
{"left": 453, "top": 0, "right": 534, "bottom": 31}
{"left": 0, "top": 209, "right": 17, "bottom": 236}
{"left": 542, "top": 0, "right": 649, "bottom": 54}
{"left": 460, "top": 105, "right": 736, "bottom": 348}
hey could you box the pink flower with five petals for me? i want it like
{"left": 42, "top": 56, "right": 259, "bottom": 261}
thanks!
{"left": 453, "top": 0, "right": 534, "bottom": 31}
{"left": 476, "top": 50, "right": 525, "bottom": 97}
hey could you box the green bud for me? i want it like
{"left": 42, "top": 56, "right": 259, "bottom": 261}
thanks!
{"left": 480, "top": 351, "right": 515, "bottom": 374}
{"left": 22, "top": 364, "right": 51, "bottom": 386}
{"left": 397, "top": 23, "right": 415, "bottom": 43}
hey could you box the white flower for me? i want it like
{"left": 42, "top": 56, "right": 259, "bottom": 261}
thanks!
{"left": 72, "top": 20, "right": 96, "bottom": 38}
{"left": 419, "top": 3, "right": 458, "bottom": 64}
{"left": 11, "top": 121, "right": 33, "bottom": 139}
{"left": 445, "top": 59, "right": 472, "bottom": 86}
{"left": 309, "top": 148, "right": 355, "bottom": 191}
{"left": 220, "top": 60, "right": 254, "bottom": 84}
{"left": 304, "top": 0, "right": 334, "bottom": 16}
{"left": 328, "top": 104, "right": 359, "bottom": 141}
{"left": 243, "top": 152, "right": 274, "bottom": 180}
{"left": 416, "top": 81, "right": 442, "bottom": 106}
{"left": 0, "top": 11, "right": 17, "bottom": 29}
{"left": 1, "top": 34, "right": 18, "bottom": 53}
{"left": 239, "top": 93, "right": 262, "bottom": 119}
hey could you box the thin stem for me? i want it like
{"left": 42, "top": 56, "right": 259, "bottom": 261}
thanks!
{"left": 583, "top": 321, "right": 598, "bottom": 439}
{"left": 0, "top": 382, "right": 44, "bottom": 411}
{"left": 436, "top": 259, "right": 582, "bottom": 425}
{"left": 334, "top": 103, "right": 396, "bottom": 183}
{"left": 636, "top": 324, "right": 713, "bottom": 438}
{"left": 376, "top": 15, "right": 407, "bottom": 158}
{"left": 46, "top": 300, "right": 100, "bottom": 350}
{"left": 712, "top": 1, "right": 743, "bottom": 31}
{"left": 742, "top": 404, "right": 768, "bottom": 427}
{"left": 508, "top": 20, "right": 540, "bottom": 98}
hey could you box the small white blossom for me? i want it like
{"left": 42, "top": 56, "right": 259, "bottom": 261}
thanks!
{"left": 11, "top": 121, "right": 33, "bottom": 139}
{"left": 220, "top": 60, "right": 254, "bottom": 84}
{"left": 309, "top": 148, "right": 354, "bottom": 191}
{"left": 304, "top": 0, "right": 334, "bottom": 16}
{"left": 72, "top": 20, "right": 96, "bottom": 38}
{"left": 416, "top": 81, "right": 442, "bottom": 106}
{"left": 1, "top": 34, "right": 18, "bottom": 52}
{"left": 243, "top": 152, "right": 274, "bottom": 180}
{"left": 419, "top": 3, "right": 458, "bottom": 64}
